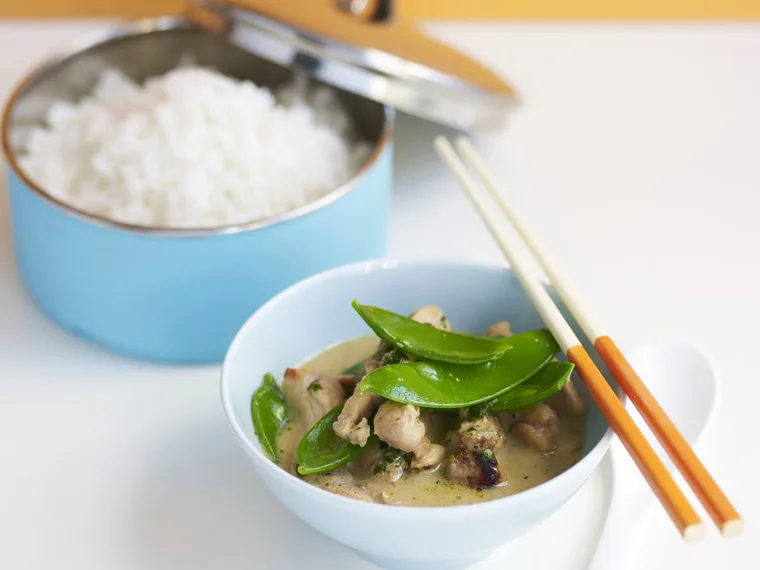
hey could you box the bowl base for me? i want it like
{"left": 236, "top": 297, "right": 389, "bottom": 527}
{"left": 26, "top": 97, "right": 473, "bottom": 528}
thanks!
{"left": 355, "top": 549, "right": 494, "bottom": 570}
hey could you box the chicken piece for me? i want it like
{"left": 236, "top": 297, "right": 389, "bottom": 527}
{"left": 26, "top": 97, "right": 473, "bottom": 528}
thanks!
{"left": 333, "top": 389, "right": 384, "bottom": 446}
{"left": 373, "top": 402, "right": 446, "bottom": 471}
{"left": 446, "top": 448, "right": 502, "bottom": 489}
{"left": 513, "top": 403, "right": 560, "bottom": 453}
{"left": 458, "top": 414, "right": 506, "bottom": 451}
{"left": 331, "top": 340, "right": 402, "bottom": 447}
{"left": 548, "top": 380, "right": 588, "bottom": 416}
{"left": 409, "top": 305, "right": 452, "bottom": 331}
{"left": 373, "top": 402, "right": 426, "bottom": 451}
{"left": 281, "top": 368, "right": 353, "bottom": 428}
{"left": 486, "top": 320, "right": 512, "bottom": 338}
{"left": 412, "top": 442, "right": 447, "bottom": 471}
{"left": 446, "top": 413, "right": 507, "bottom": 489}
{"left": 498, "top": 411, "right": 520, "bottom": 429}
{"left": 363, "top": 358, "right": 380, "bottom": 375}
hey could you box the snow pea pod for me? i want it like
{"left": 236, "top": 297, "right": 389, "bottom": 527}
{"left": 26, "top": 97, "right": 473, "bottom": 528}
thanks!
{"left": 296, "top": 405, "right": 379, "bottom": 475}
{"left": 487, "top": 361, "right": 575, "bottom": 412}
{"left": 358, "top": 329, "right": 560, "bottom": 409}
{"left": 251, "top": 373, "right": 289, "bottom": 462}
{"left": 352, "top": 301, "right": 513, "bottom": 364}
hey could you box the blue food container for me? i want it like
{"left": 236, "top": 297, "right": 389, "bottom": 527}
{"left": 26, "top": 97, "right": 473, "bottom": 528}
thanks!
{"left": 2, "top": 22, "right": 392, "bottom": 363}
{"left": 1, "top": 6, "right": 513, "bottom": 363}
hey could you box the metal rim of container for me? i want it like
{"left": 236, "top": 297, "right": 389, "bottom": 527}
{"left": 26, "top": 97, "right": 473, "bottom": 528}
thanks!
{"left": 200, "top": 0, "right": 514, "bottom": 131}
{"left": 0, "top": 16, "right": 395, "bottom": 239}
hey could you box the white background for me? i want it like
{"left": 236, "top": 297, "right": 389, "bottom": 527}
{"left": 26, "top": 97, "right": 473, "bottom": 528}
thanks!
{"left": 0, "top": 20, "right": 757, "bottom": 569}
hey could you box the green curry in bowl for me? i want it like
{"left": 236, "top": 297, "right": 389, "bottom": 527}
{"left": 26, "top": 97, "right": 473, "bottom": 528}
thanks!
{"left": 251, "top": 301, "right": 588, "bottom": 506}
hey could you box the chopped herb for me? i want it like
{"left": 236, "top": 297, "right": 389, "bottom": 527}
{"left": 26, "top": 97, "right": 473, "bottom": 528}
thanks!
{"left": 480, "top": 448, "right": 496, "bottom": 460}
{"left": 373, "top": 446, "right": 410, "bottom": 476}
{"left": 308, "top": 381, "right": 322, "bottom": 392}
{"left": 523, "top": 475, "right": 529, "bottom": 480}
{"left": 448, "top": 454, "right": 456, "bottom": 462}
{"left": 465, "top": 402, "right": 493, "bottom": 420}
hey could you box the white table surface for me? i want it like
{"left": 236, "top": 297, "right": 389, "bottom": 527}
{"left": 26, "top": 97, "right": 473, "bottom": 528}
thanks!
{"left": 0, "top": 19, "right": 757, "bottom": 570}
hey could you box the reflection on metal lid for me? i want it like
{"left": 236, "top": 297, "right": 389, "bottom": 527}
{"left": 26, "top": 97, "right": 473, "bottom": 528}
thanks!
{"left": 189, "top": 0, "right": 516, "bottom": 131}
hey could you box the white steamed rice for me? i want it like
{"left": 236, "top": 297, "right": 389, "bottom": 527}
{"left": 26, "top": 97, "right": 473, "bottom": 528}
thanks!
{"left": 19, "top": 66, "right": 373, "bottom": 228}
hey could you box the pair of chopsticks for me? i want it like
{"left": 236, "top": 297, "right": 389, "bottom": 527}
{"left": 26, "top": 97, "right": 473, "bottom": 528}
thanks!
{"left": 434, "top": 136, "right": 742, "bottom": 540}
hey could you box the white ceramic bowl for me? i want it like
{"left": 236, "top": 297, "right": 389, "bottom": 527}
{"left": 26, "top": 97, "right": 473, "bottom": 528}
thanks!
{"left": 220, "top": 259, "right": 622, "bottom": 570}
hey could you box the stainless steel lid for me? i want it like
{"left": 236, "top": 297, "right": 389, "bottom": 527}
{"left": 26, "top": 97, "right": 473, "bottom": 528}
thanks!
{"left": 189, "top": 0, "right": 516, "bottom": 131}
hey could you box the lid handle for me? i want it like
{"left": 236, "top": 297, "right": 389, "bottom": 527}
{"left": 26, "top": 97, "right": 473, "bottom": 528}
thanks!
{"left": 336, "top": 0, "right": 394, "bottom": 23}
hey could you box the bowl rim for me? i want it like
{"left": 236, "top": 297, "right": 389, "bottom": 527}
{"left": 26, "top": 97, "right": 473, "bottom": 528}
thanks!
{"left": 220, "top": 257, "right": 621, "bottom": 518}
{"left": 0, "top": 16, "right": 394, "bottom": 238}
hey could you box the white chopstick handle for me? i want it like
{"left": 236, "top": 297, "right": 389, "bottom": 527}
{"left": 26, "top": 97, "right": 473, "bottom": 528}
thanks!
{"left": 454, "top": 137, "right": 605, "bottom": 343}
{"left": 434, "top": 137, "right": 580, "bottom": 352}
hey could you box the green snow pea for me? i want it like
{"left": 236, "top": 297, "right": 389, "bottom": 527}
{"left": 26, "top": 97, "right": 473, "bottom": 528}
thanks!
{"left": 296, "top": 405, "right": 379, "bottom": 475}
{"left": 358, "top": 329, "right": 560, "bottom": 409}
{"left": 487, "top": 361, "right": 575, "bottom": 412}
{"left": 251, "top": 373, "right": 289, "bottom": 462}
{"left": 351, "top": 301, "right": 514, "bottom": 364}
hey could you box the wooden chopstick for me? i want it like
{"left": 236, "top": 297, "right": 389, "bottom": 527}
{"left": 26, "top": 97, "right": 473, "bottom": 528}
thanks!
{"left": 434, "top": 136, "right": 705, "bottom": 541}
{"left": 450, "top": 136, "right": 743, "bottom": 538}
